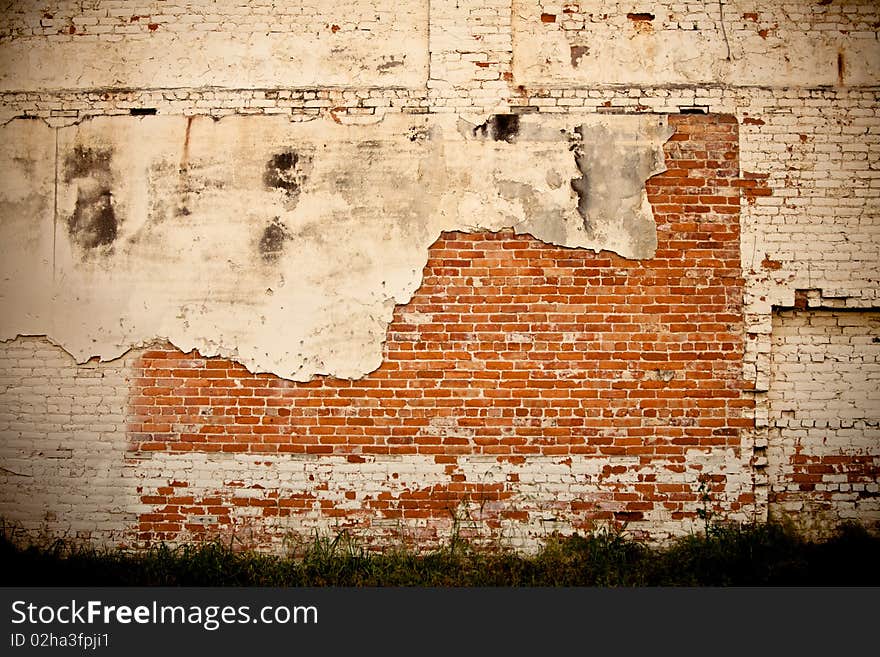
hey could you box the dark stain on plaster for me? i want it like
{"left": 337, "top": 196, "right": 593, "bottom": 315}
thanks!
{"left": 569, "top": 126, "right": 592, "bottom": 231}
{"left": 473, "top": 114, "right": 520, "bottom": 143}
{"left": 64, "top": 145, "right": 119, "bottom": 250}
{"left": 264, "top": 150, "right": 311, "bottom": 206}
{"left": 264, "top": 151, "right": 300, "bottom": 193}
{"left": 407, "top": 125, "right": 429, "bottom": 142}
{"left": 378, "top": 56, "right": 405, "bottom": 72}
{"left": 64, "top": 145, "right": 112, "bottom": 183}
{"left": 570, "top": 45, "right": 589, "bottom": 67}
{"left": 68, "top": 189, "right": 117, "bottom": 249}
{"left": 837, "top": 51, "right": 845, "bottom": 85}
{"left": 175, "top": 116, "right": 195, "bottom": 216}
{"left": 566, "top": 121, "right": 660, "bottom": 255}
{"left": 259, "top": 217, "right": 289, "bottom": 263}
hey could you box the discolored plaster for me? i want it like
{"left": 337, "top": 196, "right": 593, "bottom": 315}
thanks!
{"left": 0, "top": 113, "right": 672, "bottom": 381}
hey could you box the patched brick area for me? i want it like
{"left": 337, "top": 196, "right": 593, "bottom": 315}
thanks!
{"left": 126, "top": 115, "right": 755, "bottom": 549}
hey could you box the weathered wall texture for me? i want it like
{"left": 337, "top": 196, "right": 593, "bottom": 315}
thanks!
{"left": 0, "top": 0, "right": 878, "bottom": 549}
{"left": 512, "top": 1, "right": 880, "bottom": 87}
{"left": 0, "top": 338, "right": 139, "bottom": 544}
{"left": 123, "top": 115, "right": 749, "bottom": 549}
{"left": 0, "top": 1, "right": 429, "bottom": 90}
{"left": 767, "top": 309, "right": 880, "bottom": 537}
{"left": 0, "top": 112, "right": 671, "bottom": 379}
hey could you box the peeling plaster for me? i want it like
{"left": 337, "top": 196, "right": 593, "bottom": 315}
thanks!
{"left": 0, "top": 113, "right": 672, "bottom": 381}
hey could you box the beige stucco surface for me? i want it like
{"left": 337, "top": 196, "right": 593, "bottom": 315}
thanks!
{"left": 0, "top": 113, "right": 671, "bottom": 380}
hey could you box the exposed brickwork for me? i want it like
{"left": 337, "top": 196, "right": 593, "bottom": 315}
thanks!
{"left": 0, "top": 88, "right": 430, "bottom": 124}
{"left": 739, "top": 90, "right": 880, "bottom": 304}
{"left": 126, "top": 115, "right": 754, "bottom": 548}
{"left": 737, "top": 90, "right": 880, "bottom": 520}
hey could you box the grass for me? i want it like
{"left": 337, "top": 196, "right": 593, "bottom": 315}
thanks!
{"left": 2, "top": 521, "right": 878, "bottom": 586}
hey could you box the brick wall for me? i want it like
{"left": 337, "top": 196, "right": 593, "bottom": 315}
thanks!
{"left": 1, "top": 1, "right": 878, "bottom": 549}
{"left": 0, "top": 338, "right": 139, "bottom": 544}
{"left": 767, "top": 309, "right": 880, "bottom": 536}
{"left": 0, "top": 114, "right": 759, "bottom": 550}
{"left": 122, "top": 114, "right": 753, "bottom": 549}
{"left": 428, "top": 0, "right": 513, "bottom": 113}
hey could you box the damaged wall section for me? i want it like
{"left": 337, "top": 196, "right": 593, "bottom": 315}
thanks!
{"left": 119, "top": 114, "right": 749, "bottom": 549}
{"left": 0, "top": 113, "right": 671, "bottom": 381}
{"left": 0, "top": 114, "right": 750, "bottom": 549}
